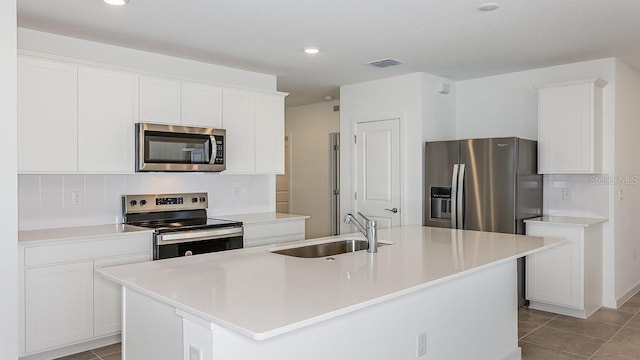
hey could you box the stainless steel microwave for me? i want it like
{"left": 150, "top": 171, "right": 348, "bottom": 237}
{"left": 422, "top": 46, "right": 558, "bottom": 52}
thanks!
{"left": 136, "top": 123, "right": 226, "bottom": 172}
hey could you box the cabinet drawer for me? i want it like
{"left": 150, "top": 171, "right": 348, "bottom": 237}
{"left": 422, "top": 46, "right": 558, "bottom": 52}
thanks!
{"left": 526, "top": 224, "right": 581, "bottom": 244}
{"left": 24, "top": 234, "right": 151, "bottom": 267}
{"left": 243, "top": 221, "right": 305, "bottom": 240}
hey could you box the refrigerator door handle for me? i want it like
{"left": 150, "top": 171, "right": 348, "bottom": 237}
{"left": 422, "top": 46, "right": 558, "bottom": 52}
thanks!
{"left": 457, "top": 163, "right": 466, "bottom": 229}
{"left": 451, "top": 164, "right": 459, "bottom": 229}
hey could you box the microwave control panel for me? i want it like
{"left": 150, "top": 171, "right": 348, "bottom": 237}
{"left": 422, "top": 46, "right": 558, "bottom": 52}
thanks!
{"left": 213, "top": 135, "right": 224, "bottom": 165}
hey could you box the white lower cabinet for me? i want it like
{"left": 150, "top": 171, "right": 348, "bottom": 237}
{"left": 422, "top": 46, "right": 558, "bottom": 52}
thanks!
{"left": 25, "top": 261, "right": 94, "bottom": 353}
{"left": 19, "top": 232, "right": 152, "bottom": 358}
{"left": 525, "top": 220, "right": 602, "bottom": 318}
{"left": 243, "top": 220, "right": 306, "bottom": 248}
{"left": 94, "top": 254, "right": 150, "bottom": 337}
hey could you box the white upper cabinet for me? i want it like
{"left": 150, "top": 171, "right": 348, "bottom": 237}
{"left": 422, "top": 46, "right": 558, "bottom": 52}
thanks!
{"left": 536, "top": 78, "right": 607, "bottom": 174}
{"left": 181, "top": 81, "right": 223, "bottom": 128}
{"left": 18, "top": 54, "right": 282, "bottom": 174}
{"left": 139, "top": 75, "right": 181, "bottom": 124}
{"left": 18, "top": 56, "right": 78, "bottom": 173}
{"left": 78, "top": 66, "right": 137, "bottom": 173}
{"left": 255, "top": 93, "right": 285, "bottom": 174}
{"left": 222, "top": 88, "right": 256, "bottom": 173}
{"left": 139, "top": 76, "right": 223, "bottom": 128}
{"left": 222, "top": 89, "right": 287, "bottom": 174}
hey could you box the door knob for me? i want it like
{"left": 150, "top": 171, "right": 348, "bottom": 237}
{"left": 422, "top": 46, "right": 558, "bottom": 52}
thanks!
{"left": 384, "top": 208, "right": 399, "bottom": 213}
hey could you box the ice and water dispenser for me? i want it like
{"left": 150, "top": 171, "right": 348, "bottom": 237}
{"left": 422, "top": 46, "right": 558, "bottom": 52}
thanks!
{"left": 430, "top": 187, "right": 451, "bottom": 219}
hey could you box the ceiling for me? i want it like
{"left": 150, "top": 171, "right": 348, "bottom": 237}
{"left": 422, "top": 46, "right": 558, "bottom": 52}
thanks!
{"left": 17, "top": 0, "right": 640, "bottom": 107}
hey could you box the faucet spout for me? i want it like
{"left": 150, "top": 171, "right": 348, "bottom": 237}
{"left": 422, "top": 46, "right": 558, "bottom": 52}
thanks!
{"left": 343, "top": 212, "right": 378, "bottom": 253}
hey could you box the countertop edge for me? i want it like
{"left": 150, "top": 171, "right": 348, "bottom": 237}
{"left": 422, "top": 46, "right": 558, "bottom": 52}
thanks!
{"left": 524, "top": 216, "right": 608, "bottom": 227}
{"left": 18, "top": 224, "right": 153, "bottom": 244}
{"left": 215, "top": 212, "right": 310, "bottom": 225}
{"left": 96, "top": 231, "right": 565, "bottom": 341}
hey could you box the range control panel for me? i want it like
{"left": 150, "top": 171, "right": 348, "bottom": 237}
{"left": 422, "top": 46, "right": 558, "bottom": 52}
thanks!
{"left": 123, "top": 192, "right": 208, "bottom": 214}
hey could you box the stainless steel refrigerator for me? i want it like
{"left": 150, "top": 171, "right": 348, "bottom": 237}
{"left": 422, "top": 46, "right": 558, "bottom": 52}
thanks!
{"left": 423, "top": 137, "right": 543, "bottom": 305}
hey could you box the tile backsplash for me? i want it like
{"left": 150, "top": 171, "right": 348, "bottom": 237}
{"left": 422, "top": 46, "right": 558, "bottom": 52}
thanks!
{"left": 543, "top": 174, "right": 610, "bottom": 219}
{"left": 19, "top": 173, "right": 274, "bottom": 231}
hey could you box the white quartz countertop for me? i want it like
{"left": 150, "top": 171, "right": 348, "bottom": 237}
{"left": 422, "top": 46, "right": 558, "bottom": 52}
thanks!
{"left": 19, "top": 224, "right": 152, "bottom": 243}
{"left": 97, "top": 225, "right": 562, "bottom": 341}
{"left": 524, "top": 216, "right": 608, "bottom": 227}
{"left": 215, "top": 212, "right": 309, "bottom": 225}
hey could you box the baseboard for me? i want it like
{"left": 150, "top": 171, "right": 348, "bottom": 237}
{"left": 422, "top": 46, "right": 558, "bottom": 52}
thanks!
{"left": 528, "top": 301, "right": 587, "bottom": 319}
{"left": 615, "top": 282, "right": 640, "bottom": 307}
{"left": 19, "top": 334, "right": 120, "bottom": 360}
{"left": 500, "top": 347, "right": 522, "bottom": 360}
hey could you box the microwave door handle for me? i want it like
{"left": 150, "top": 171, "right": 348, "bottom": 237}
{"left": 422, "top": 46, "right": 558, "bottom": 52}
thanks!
{"left": 208, "top": 136, "right": 215, "bottom": 164}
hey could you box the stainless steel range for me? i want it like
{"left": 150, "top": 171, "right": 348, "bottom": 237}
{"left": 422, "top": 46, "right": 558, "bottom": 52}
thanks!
{"left": 122, "top": 192, "right": 243, "bottom": 260}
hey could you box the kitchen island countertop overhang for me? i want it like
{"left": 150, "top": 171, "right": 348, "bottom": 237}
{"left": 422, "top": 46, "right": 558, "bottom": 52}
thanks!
{"left": 97, "top": 225, "right": 563, "bottom": 341}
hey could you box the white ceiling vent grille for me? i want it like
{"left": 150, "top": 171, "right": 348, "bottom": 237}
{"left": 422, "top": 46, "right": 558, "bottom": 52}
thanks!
{"left": 367, "top": 58, "right": 404, "bottom": 68}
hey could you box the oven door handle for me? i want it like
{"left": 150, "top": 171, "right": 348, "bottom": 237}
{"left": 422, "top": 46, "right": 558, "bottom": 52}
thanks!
{"left": 156, "top": 227, "right": 243, "bottom": 245}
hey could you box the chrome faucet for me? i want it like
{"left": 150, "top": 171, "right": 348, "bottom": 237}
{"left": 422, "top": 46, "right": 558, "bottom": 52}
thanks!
{"left": 343, "top": 212, "right": 377, "bottom": 253}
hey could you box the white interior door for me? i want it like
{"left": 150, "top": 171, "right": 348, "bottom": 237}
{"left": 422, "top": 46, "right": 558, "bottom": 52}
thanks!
{"left": 354, "top": 118, "right": 401, "bottom": 229}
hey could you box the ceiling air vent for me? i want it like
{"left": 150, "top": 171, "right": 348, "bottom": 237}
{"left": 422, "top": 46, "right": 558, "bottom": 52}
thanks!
{"left": 367, "top": 58, "right": 404, "bottom": 68}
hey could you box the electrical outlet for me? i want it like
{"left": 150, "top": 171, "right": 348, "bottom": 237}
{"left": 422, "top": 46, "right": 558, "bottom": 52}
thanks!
{"left": 562, "top": 188, "right": 574, "bottom": 200}
{"left": 417, "top": 332, "right": 427, "bottom": 357}
{"left": 189, "top": 345, "right": 202, "bottom": 360}
{"left": 71, "top": 191, "right": 82, "bottom": 205}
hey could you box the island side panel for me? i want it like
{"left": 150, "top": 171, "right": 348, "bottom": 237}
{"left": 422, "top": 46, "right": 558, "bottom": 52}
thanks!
{"left": 181, "top": 260, "right": 520, "bottom": 360}
{"left": 122, "top": 287, "right": 183, "bottom": 360}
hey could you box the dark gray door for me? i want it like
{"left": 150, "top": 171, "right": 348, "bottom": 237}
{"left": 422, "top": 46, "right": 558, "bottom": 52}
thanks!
{"left": 460, "top": 138, "right": 517, "bottom": 234}
{"left": 423, "top": 140, "right": 459, "bottom": 228}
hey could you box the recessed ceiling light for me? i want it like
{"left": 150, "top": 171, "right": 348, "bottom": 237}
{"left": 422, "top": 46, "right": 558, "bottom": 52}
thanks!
{"left": 304, "top": 48, "right": 320, "bottom": 55}
{"left": 103, "top": 0, "right": 129, "bottom": 6}
{"left": 478, "top": 2, "right": 499, "bottom": 11}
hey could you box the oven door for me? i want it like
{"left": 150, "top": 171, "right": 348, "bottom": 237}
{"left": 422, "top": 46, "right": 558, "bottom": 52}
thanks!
{"left": 136, "top": 123, "right": 225, "bottom": 172}
{"left": 154, "top": 227, "right": 243, "bottom": 260}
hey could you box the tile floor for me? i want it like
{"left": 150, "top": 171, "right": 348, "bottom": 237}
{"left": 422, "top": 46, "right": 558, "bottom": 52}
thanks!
{"left": 56, "top": 293, "right": 640, "bottom": 360}
{"left": 54, "top": 343, "right": 121, "bottom": 360}
{"left": 520, "top": 291, "right": 640, "bottom": 359}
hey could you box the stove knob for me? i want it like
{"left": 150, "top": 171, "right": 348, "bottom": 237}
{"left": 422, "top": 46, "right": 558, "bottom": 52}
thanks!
{"left": 129, "top": 200, "right": 137, "bottom": 206}
{"left": 140, "top": 200, "right": 147, "bottom": 206}
{"left": 199, "top": 197, "right": 206, "bottom": 202}
{"left": 185, "top": 250, "right": 193, "bottom": 256}
{"left": 191, "top": 197, "right": 198, "bottom": 203}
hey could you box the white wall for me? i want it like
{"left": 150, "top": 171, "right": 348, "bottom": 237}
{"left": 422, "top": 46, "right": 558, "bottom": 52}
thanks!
{"left": 1, "top": 1, "right": 18, "bottom": 359}
{"left": 613, "top": 59, "right": 640, "bottom": 304}
{"left": 18, "top": 28, "right": 275, "bottom": 92}
{"left": 19, "top": 174, "right": 274, "bottom": 230}
{"left": 455, "top": 58, "right": 616, "bottom": 141}
{"left": 285, "top": 100, "right": 340, "bottom": 238}
{"left": 340, "top": 73, "right": 455, "bottom": 232}
{"left": 16, "top": 29, "right": 280, "bottom": 230}
{"left": 455, "top": 58, "right": 624, "bottom": 307}
{"left": 342, "top": 59, "right": 629, "bottom": 307}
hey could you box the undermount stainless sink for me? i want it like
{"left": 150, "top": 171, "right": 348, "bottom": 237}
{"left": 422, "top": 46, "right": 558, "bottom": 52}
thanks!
{"left": 271, "top": 239, "right": 389, "bottom": 258}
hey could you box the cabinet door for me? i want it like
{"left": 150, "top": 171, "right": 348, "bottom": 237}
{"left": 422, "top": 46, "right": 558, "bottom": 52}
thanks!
{"left": 18, "top": 56, "right": 78, "bottom": 173}
{"left": 222, "top": 89, "right": 256, "bottom": 173}
{"left": 526, "top": 225, "right": 582, "bottom": 308}
{"left": 139, "top": 75, "right": 181, "bottom": 124}
{"left": 181, "top": 82, "right": 222, "bottom": 128}
{"left": 537, "top": 79, "right": 605, "bottom": 174}
{"left": 255, "top": 93, "right": 285, "bottom": 173}
{"left": 78, "top": 66, "right": 137, "bottom": 173}
{"left": 94, "top": 254, "right": 150, "bottom": 337}
{"left": 25, "top": 262, "right": 94, "bottom": 353}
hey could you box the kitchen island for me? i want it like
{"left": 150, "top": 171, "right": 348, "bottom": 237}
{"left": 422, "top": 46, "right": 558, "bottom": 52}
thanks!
{"left": 97, "top": 225, "right": 562, "bottom": 360}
